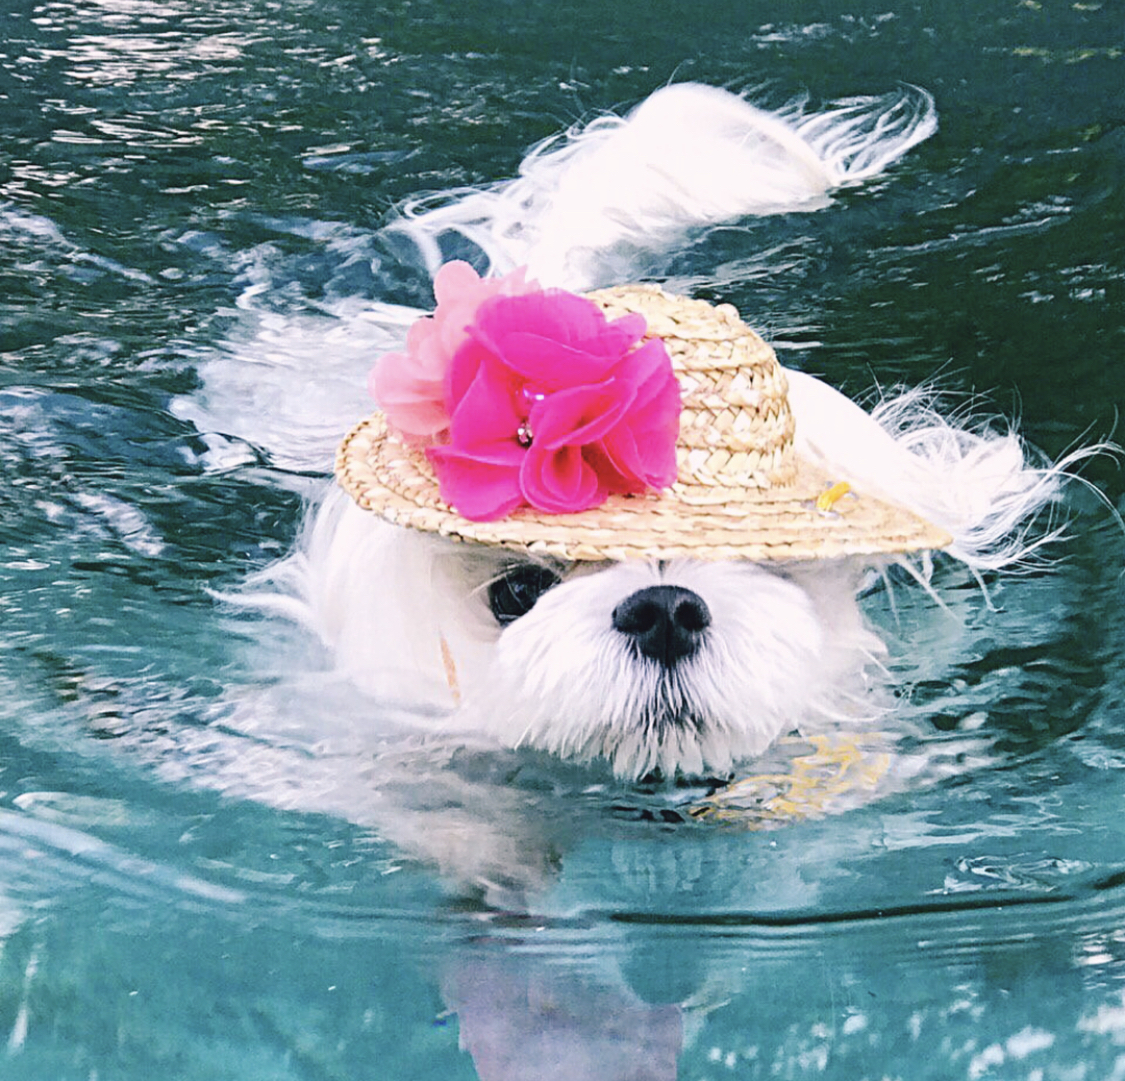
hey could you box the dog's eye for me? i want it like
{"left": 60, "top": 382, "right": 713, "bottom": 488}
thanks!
{"left": 488, "top": 565, "right": 560, "bottom": 625}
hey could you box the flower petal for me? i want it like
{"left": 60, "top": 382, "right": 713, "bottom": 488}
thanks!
{"left": 602, "top": 338, "right": 681, "bottom": 486}
{"left": 445, "top": 339, "right": 487, "bottom": 414}
{"left": 432, "top": 260, "right": 484, "bottom": 307}
{"left": 593, "top": 427, "right": 645, "bottom": 488}
{"left": 473, "top": 292, "right": 647, "bottom": 387}
{"left": 619, "top": 339, "right": 675, "bottom": 403}
{"left": 528, "top": 379, "right": 635, "bottom": 449}
{"left": 581, "top": 441, "right": 640, "bottom": 495}
{"left": 371, "top": 262, "right": 540, "bottom": 444}
{"left": 447, "top": 347, "right": 524, "bottom": 448}
{"left": 520, "top": 445, "right": 603, "bottom": 514}
{"left": 427, "top": 445, "right": 524, "bottom": 521}
{"left": 498, "top": 333, "right": 618, "bottom": 386}
{"left": 599, "top": 387, "right": 680, "bottom": 488}
{"left": 370, "top": 351, "right": 450, "bottom": 441}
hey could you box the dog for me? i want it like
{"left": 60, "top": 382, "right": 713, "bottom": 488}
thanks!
{"left": 218, "top": 82, "right": 1091, "bottom": 790}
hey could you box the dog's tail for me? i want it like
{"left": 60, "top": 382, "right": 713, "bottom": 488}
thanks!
{"left": 787, "top": 371, "right": 1109, "bottom": 575}
{"left": 173, "top": 83, "right": 937, "bottom": 475}
{"left": 390, "top": 82, "right": 937, "bottom": 292}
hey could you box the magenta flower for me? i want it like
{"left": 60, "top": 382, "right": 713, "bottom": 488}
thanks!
{"left": 425, "top": 289, "right": 681, "bottom": 521}
{"left": 369, "top": 261, "right": 534, "bottom": 442}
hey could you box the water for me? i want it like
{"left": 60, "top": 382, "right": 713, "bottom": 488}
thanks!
{"left": 2, "top": 0, "right": 1125, "bottom": 1077}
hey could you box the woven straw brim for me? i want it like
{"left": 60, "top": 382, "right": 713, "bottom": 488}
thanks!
{"left": 335, "top": 413, "right": 951, "bottom": 562}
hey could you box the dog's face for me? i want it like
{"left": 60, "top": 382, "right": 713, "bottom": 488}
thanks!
{"left": 308, "top": 497, "right": 886, "bottom": 780}
{"left": 461, "top": 552, "right": 883, "bottom": 779}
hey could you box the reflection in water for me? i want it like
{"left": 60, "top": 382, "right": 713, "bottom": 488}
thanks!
{"left": 24, "top": 0, "right": 253, "bottom": 88}
{"left": 1, "top": 802, "right": 1121, "bottom": 1081}
{"left": 444, "top": 954, "right": 682, "bottom": 1081}
{"left": 63, "top": 32, "right": 248, "bottom": 86}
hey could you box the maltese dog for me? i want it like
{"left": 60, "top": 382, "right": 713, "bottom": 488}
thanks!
{"left": 242, "top": 83, "right": 1085, "bottom": 786}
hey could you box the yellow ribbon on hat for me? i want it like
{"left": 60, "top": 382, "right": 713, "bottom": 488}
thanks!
{"left": 815, "top": 481, "right": 852, "bottom": 513}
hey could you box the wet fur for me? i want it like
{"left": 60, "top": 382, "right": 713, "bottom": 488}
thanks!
{"left": 237, "top": 82, "right": 1089, "bottom": 781}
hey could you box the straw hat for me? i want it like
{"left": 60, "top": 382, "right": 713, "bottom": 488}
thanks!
{"left": 335, "top": 284, "right": 951, "bottom": 562}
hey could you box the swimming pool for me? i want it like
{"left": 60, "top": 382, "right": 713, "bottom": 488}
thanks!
{"left": 2, "top": 0, "right": 1125, "bottom": 1077}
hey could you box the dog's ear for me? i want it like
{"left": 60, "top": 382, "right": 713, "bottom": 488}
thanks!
{"left": 786, "top": 369, "right": 1073, "bottom": 574}
{"left": 292, "top": 492, "right": 485, "bottom": 709}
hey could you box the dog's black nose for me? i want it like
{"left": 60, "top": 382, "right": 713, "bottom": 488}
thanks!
{"left": 612, "top": 585, "right": 711, "bottom": 667}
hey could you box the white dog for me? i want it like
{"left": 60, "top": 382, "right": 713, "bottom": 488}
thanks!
{"left": 230, "top": 83, "right": 1086, "bottom": 788}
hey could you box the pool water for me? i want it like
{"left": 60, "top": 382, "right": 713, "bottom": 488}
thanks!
{"left": 3, "top": 0, "right": 1125, "bottom": 1077}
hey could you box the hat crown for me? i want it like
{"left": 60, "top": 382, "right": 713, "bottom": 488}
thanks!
{"left": 586, "top": 285, "right": 797, "bottom": 490}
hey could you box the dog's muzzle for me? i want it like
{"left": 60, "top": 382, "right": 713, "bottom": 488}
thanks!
{"left": 611, "top": 585, "right": 711, "bottom": 668}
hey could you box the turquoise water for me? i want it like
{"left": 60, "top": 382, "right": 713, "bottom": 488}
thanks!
{"left": 3, "top": 0, "right": 1125, "bottom": 1077}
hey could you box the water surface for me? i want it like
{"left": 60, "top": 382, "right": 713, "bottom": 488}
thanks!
{"left": 2, "top": 0, "right": 1125, "bottom": 1077}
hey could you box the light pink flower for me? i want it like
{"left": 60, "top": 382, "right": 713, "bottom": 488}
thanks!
{"left": 426, "top": 290, "right": 680, "bottom": 521}
{"left": 369, "top": 261, "right": 533, "bottom": 442}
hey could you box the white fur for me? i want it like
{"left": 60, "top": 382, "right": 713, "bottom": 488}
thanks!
{"left": 391, "top": 82, "right": 937, "bottom": 291}
{"left": 176, "top": 83, "right": 939, "bottom": 475}
{"left": 268, "top": 493, "right": 885, "bottom": 779}
{"left": 225, "top": 81, "right": 1093, "bottom": 781}
{"left": 785, "top": 371, "right": 1083, "bottom": 573}
{"left": 458, "top": 559, "right": 882, "bottom": 779}
{"left": 277, "top": 368, "right": 1079, "bottom": 779}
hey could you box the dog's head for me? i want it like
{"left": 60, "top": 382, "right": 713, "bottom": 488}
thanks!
{"left": 318, "top": 278, "right": 1067, "bottom": 781}
{"left": 309, "top": 494, "right": 885, "bottom": 780}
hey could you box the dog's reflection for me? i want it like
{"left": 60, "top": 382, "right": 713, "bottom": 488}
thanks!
{"left": 443, "top": 951, "right": 683, "bottom": 1081}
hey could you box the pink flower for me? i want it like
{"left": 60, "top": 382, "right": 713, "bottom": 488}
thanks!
{"left": 369, "top": 261, "right": 534, "bottom": 442}
{"left": 426, "top": 289, "right": 681, "bottom": 521}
